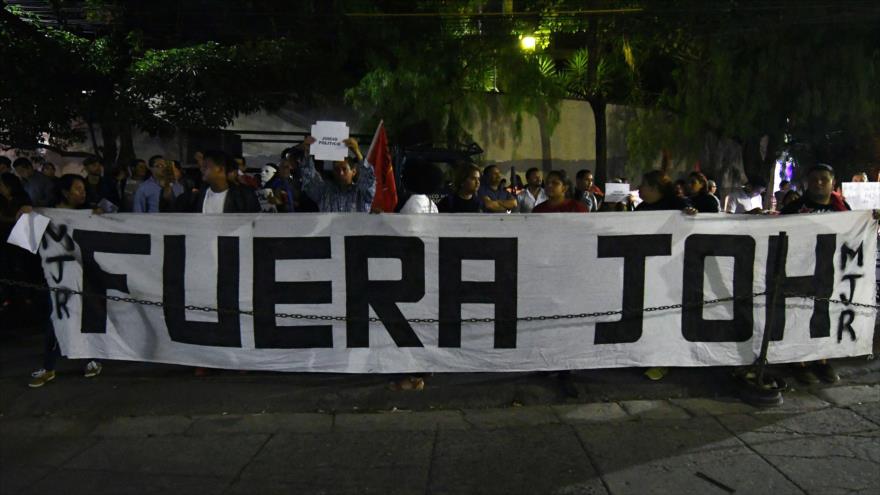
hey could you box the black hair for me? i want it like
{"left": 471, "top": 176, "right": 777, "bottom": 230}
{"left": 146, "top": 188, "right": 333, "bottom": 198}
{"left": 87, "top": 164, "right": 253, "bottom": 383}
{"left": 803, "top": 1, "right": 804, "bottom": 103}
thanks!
{"left": 130, "top": 158, "right": 146, "bottom": 168}
{"left": 483, "top": 165, "right": 499, "bottom": 176}
{"left": 55, "top": 174, "right": 85, "bottom": 205}
{"left": 779, "top": 180, "right": 790, "bottom": 187}
{"left": 148, "top": 155, "right": 164, "bottom": 168}
{"left": 546, "top": 170, "right": 574, "bottom": 199}
{"left": 282, "top": 147, "right": 305, "bottom": 162}
{"left": 525, "top": 167, "right": 541, "bottom": 180}
{"left": 402, "top": 158, "right": 445, "bottom": 195}
{"left": 0, "top": 156, "right": 11, "bottom": 167}
{"left": 12, "top": 157, "right": 33, "bottom": 169}
{"left": 576, "top": 169, "right": 593, "bottom": 180}
{"left": 1, "top": 172, "right": 28, "bottom": 199}
{"left": 203, "top": 150, "right": 235, "bottom": 175}
{"left": 83, "top": 156, "right": 101, "bottom": 167}
{"left": 807, "top": 163, "right": 835, "bottom": 177}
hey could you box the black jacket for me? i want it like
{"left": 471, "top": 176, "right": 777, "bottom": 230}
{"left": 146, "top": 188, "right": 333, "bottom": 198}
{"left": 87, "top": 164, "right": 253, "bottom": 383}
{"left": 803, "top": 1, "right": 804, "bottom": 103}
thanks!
{"left": 173, "top": 184, "right": 260, "bottom": 213}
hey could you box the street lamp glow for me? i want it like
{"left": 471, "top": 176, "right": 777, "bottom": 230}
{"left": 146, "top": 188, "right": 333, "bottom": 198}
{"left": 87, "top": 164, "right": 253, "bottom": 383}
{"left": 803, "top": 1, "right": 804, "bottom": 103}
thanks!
{"left": 520, "top": 36, "right": 536, "bottom": 51}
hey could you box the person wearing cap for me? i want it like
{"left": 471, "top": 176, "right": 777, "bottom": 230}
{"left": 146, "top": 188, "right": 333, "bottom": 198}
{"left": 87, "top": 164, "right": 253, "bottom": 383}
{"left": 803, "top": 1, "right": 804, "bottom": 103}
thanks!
{"left": 724, "top": 176, "right": 767, "bottom": 213}
{"left": 295, "top": 136, "right": 376, "bottom": 213}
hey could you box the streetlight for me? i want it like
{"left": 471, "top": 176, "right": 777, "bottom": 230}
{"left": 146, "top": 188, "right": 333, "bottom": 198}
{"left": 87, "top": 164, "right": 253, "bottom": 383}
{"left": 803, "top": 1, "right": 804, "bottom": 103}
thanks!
{"left": 520, "top": 35, "right": 536, "bottom": 51}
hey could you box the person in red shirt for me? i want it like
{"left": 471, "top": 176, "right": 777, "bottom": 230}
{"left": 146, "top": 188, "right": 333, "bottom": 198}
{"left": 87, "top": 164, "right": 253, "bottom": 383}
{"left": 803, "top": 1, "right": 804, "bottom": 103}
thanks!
{"left": 531, "top": 170, "right": 588, "bottom": 213}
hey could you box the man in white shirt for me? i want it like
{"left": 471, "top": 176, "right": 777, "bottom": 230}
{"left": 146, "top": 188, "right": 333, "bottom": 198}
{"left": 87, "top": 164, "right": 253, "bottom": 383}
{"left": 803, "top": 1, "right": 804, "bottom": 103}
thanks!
{"left": 517, "top": 167, "right": 548, "bottom": 213}
{"left": 173, "top": 150, "right": 259, "bottom": 214}
{"left": 724, "top": 176, "right": 767, "bottom": 214}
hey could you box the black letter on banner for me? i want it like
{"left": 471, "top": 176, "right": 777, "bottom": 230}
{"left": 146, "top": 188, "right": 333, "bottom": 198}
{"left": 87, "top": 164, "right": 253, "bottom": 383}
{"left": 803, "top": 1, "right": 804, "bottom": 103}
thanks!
{"left": 840, "top": 242, "right": 863, "bottom": 269}
{"left": 252, "top": 237, "right": 332, "bottom": 348}
{"left": 345, "top": 236, "right": 425, "bottom": 348}
{"left": 163, "top": 236, "right": 241, "bottom": 347}
{"left": 73, "top": 230, "right": 151, "bottom": 333}
{"left": 595, "top": 235, "right": 672, "bottom": 344}
{"left": 438, "top": 238, "right": 517, "bottom": 348}
{"left": 765, "top": 234, "right": 835, "bottom": 340}
{"left": 681, "top": 235, "right": 755, "bottom": 342}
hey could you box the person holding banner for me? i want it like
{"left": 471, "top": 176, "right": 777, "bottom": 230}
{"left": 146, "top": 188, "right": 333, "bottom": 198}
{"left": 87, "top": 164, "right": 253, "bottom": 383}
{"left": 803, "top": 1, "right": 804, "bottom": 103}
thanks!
{"left": 532, "top": 170, "right": 588, "bottom": 213}
{"left": 29, "top": 174, "right": 104, "bottom": 387}
{"left": 635, "top": 170, "right": 696, "bottom": 381}
{"left": 297, "top": 136, "right": 376, "bottom": 213}
{"left": 516, "top": 167, "right": 548, "bottom": 213}
{"left": 173, "top": 151, "right": 260, "bottom": 214}
{"left": 438, "top": 164, "right": 482, "bottom": 213}
{"left": 478, "top": 165, "right": 517, "bottom": 213}
{"left": 780, "top": 163, "right": 852, "bottom": 384}
{"left": 686, "top": 172, "right": 720, "bottom": 213}
{"left": 635, "top": 170, "right": 695, "bottom": 214}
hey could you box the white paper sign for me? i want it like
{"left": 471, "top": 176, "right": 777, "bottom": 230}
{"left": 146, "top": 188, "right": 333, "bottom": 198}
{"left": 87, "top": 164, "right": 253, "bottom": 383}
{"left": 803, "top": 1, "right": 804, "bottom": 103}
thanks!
{"left": 604, "top": 183, "right": 633, "bottom": 203}
{"left": 310, "top": 121, "right": 350, "bottom": 161}
{"left": 842, "top": 182, "right": 880, "bottom": 210}
{"left": 6, "top": 212, "right": 51, "bottom": 254}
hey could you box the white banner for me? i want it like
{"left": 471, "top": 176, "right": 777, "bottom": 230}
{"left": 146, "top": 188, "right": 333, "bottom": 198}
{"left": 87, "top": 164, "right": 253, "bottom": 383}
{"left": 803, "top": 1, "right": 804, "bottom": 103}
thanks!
{"left": 842, "top": 182, "right": 880, "bottom": 210}
{"left": 32, "top": 210, "right": 878, "bottom": 373}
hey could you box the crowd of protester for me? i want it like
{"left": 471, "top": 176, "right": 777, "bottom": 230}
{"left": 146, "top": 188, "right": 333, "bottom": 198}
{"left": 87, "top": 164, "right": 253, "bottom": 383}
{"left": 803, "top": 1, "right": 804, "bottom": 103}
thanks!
{"left": 1, "top": 140, "right": 879, "bottom": 393}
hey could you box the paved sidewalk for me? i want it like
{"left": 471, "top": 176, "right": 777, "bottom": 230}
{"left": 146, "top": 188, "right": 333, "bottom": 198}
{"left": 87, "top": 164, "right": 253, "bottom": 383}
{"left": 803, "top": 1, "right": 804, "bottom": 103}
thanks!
{"left": 2, "top": 384, "right": 878, "bottom": 494}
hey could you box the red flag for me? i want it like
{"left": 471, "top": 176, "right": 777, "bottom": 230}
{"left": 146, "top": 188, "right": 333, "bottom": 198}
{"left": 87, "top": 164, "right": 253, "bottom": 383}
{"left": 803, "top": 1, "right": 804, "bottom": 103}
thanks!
{"left": 367, "top": 120, "right": 398, "bottom": 213}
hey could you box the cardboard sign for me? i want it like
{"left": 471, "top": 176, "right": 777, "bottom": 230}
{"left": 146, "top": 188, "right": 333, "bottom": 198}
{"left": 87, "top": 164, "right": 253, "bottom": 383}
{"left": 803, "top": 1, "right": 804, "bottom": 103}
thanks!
{"left": 842, "top": 182, "right": 880, "bottom": 210}
{"left": 310, "top": 121, "right": 350, "bottom": 161}
{"left": 604, "top": 183, "right": 633, "bottom": 203}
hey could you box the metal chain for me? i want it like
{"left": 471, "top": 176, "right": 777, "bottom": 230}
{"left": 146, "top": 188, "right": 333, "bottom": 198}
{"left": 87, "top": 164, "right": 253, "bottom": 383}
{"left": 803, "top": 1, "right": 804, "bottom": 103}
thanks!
{"left": 1, "top": 277, "right": 877, "bottom": 323}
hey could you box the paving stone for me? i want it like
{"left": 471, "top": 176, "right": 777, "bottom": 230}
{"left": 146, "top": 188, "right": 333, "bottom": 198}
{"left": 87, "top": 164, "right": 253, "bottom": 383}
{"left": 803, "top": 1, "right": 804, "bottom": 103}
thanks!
{"left": 753, "top": 391, "right": 830, "bottom": 414}
{"left": 719, "top": 411, "right": 880, "bottom": 495}
{"left": 21, "top": 469, "right": 229, "bottom": 495}
{"left": 461, "top": 406, "right": 560, "bottom": 428}
{"left": 0, "top": 465, "right": 50, "bottom": 494}
{"left": 813, "top": 385, "right": 880, "bottom": 406}
{"left": 0, "top": 436, "right": 99, "bottom": 468}
{"left": 188, "top": 412, "right": 331, "bottom": 435}
{"left": 240, "top": 431, "right": 433, "bottom": 482}
{"left": 669, "top": 397, "right": 758, "bottom": 417}
{"left": 91, "top": 415, "right": 192, "bottom": 437}
{"left": 335, "top": 410, "right": 468, "bottom": 431}
{"left": 429, "top": 424, "right": 607, "bottom": 495}
{"left": 0, "top": 417, "right": 97, "bottom": 437}
{"left": 63, "top": 434, "right": 269, "bottom": 479}
{"left": 849, "top": 401, "right": 880, "bottom": 427}
{"left": 574, "top": 417, "right": 801, "bottom": 495}
{"left": 552, "top": 402, "right": 629, "bottom": 424}
{"left": 718, "top": 407, "right": 879, "bottom": 437}
{"left": 619, "top": 400, "right": 691, "bottom": 419}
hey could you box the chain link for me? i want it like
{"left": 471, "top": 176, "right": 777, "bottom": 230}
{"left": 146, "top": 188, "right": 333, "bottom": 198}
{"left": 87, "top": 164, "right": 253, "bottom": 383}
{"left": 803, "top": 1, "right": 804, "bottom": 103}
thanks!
{"left": 2, "top": 277, "right": 877, "bottom": 323}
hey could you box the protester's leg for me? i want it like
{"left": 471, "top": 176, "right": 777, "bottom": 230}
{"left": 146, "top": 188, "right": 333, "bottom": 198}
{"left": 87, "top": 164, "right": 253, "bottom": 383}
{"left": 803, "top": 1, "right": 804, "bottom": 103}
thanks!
{"left": 813, "top": 359, "right": 839, "bottom": 383}
{"left": 30, "top": 316, "right": 59, "bottom": 388}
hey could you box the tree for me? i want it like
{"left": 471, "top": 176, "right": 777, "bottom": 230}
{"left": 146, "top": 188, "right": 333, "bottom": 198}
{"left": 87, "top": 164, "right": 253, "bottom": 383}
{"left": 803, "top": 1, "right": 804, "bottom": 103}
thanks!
{"left": 624, "top": 1, "right": 880, "bottom": 186}
{"left": 0, "top": 1, "right": 325, "bottom": 164}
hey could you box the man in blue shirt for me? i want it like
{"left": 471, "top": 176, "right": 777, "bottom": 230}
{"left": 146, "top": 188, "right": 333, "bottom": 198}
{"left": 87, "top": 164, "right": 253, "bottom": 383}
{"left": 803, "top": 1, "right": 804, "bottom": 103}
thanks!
{"left": 297, "top": 137, "right": 376, "bottom": 213}
{"left": 133, "top": 155, "right": 183, "bottom": 213}
{"left": 478, "top": 165, "right": 517, "bottom": 213}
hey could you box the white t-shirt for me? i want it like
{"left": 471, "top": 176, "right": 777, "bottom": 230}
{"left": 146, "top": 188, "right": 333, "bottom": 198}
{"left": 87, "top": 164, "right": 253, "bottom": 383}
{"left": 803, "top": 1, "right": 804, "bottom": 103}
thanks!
{"left": 202, "top": 188, "right": 228, "bottom": 214}
{"left": 516, "top": 188, "right": 548, "bottom": 213}
{"left": 399, "top": 194, "right": 439, "bottom": 214}
{"left": 724, "top": 188, "right": 763, "bottom": 213}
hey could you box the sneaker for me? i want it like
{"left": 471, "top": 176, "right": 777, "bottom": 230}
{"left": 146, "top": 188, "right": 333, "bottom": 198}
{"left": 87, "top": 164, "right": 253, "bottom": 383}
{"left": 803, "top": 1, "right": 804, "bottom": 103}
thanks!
{"left": 84, "top": 361, "right": 102, "bottom": 378}
{"left": 814, "top": 362, "right": 839, "bottom": 384}
{"left": 29, "top": 369, "right": 56, "bottom": 388}
{"left": 794, "top": 365, "right": 820, "bottom": 385}
{"left": 644, "top": 367, "right": 668, "bottom": 381}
